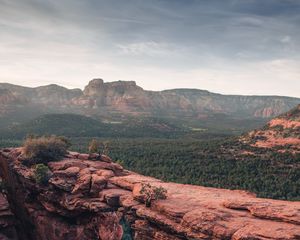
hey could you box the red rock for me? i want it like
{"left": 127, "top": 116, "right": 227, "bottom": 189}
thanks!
{"left": 0, "top": 193, "right": 18, "bottom": 240}
{"left": 60, "top": 193, "right": 111, "bottom": 214}
{"left": 132, "top": 219, "right": 183, "bottom": 240}
{"left": 100, "top": 154, "right": 112, "bottom": 163}
{"left": 95, "top": 169, "right": 115, "bottom": 178}
{"left": 54, "top": 166, "right": 80, "bottom": 177}
{"left": 48, "top": 159, "right": 88, "bottom": 171}
{"left": 223, "top": 198, "right": 300, "bottom": 225}
{"left": 119, "top": 195, "right": 140, "bottom": 209}
{"left": 0, "top": 148, "right": 299, "bottom": 240}
{"left": 98, "top": 212, "right": 123, "bottom": 240}
{"left": 241, "top": 104, "right": 300, "bottom": 153}
{"left": 99, "top": 188, "right": 131, "bottom": 207}
{"left": 49, "top": 176, "right": 75, "bottom": 192}
{"left": 87, "top": 161, "right": 124, "bottom": 174}
{"left": 77, "top": 154, "right": 90, "bottom": 160}
{"left": 49, "top": 166, "right": 80, "bottom": 192}
{"left": 90, "top": 174, "right": 107, "bottom": 195}
{"left": 87, "top": 153, "right": 99, "bottom": 160}
{"left": 71, "top": 169, "right": 92, "bottom": 194}
{"left": 232, "top": 222, "right": 300, "bottom": 240}
{"left": 110, "top": 174, "right": 161, "bottom": 190}
{"left": 65, "top": 151, "right": 80, "bottom": 159}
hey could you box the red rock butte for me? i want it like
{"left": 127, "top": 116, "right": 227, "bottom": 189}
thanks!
{"left": 0, "top": 148, "right": 299, "bottom": 240}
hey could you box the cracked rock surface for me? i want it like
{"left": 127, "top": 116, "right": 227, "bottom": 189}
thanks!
{"left": 0, "top": 148, "right": 299, "bottom": 240}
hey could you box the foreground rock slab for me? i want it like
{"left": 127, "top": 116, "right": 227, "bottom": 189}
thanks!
{"left": 0, "top": 148, "right": 299, "bottom": 240}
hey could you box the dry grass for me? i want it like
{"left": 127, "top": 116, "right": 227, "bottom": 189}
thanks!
{"left": 22, "top": 136, "right": 68, "bottom": 165}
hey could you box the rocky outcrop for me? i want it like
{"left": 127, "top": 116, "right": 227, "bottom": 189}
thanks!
{"left": 0, "top": 148, "right": 299, "bottom": 240}
{"left": 79, "top": 79, "right": 147, "bottom": 112}
{"left": 0, "top": 89, "right": 24, "bottom": 106}
{"left": 241, "top": 104, "right": 300, "bottom": 152}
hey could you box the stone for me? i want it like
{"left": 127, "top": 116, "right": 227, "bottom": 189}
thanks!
{"left": 99, "top": 188, "right": 131, "bottom": 207}
{"left": 90, "top": 174, "right": 107, "bottom": 195}
{"left": 0, "top": 193, "right": 18, "bottom": 240}
{"left": 98, "top": 212, "right": 123, "bottom": 240}
{"left": 71, "top": 169, "right": 91, "bottom": 194}
{"left": 100, "top": 154, "right": 112, "bottom": 163}
{"left": 0, "top": 148, "right": 299, "bottom": 240}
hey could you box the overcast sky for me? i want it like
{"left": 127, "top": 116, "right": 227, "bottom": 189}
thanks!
{"left": 0, "top": 0, "right": 300, "bottom": 97}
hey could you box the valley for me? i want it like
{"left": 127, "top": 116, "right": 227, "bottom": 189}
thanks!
{"left": 0, "top": 81, "right": 299, "bottom": 202}
{"left": 1, "top": 1, "right": 299, "bottom": 239}
{"left": 0, "top": 83, "right": 299, "bottom": 240}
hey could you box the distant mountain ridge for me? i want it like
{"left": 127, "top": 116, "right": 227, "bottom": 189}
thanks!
{"left": 0, "top": 79, "right": 299, "bottom": 130}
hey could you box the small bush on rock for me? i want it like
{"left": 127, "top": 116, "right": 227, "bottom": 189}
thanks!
{"left": 140, "top": 183, "right": 167, "bottom": 207}
{"left": 34, "top": 164, "right": 51, "bottom": 185}
{"left": 57, "top": 136, "right": 72, "bottom": 148}
{"left": 88, "top": 139, "right": 109, "bottom": 155}
{"left": 22, "top": 135, "right": 69, "bottom": 165}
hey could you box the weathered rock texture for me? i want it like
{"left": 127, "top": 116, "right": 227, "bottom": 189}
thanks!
{"left": 0, "top": 191, "right": 18, "bottom": 240}
{"left": 241, "top": 104, "right": 300, "bottom": 153}
{"left": 0, "top": 148, "right": 299, "bottom": 240}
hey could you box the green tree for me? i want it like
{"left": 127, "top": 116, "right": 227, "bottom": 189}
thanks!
{"left": 34, "top": 164, "right": 51, "bottom": 185}
{"left": 88, "top": 139, "right": 110, "bottom": 155}
{"left": 140, "top": 183, "right": 167, "bottom": 207}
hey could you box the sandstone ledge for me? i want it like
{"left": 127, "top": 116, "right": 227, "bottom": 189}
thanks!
{"left": 0, "top": 148, "right": 299, "bottom": 240}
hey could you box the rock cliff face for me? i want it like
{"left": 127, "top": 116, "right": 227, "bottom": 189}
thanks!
{"left": 241, "top": 104, "right": 300, "bottom": 152}
{"left": 0, "top": 79, "right": 299, "bottom": 122}
{"left": 0, "top": 148, "right": 299, "bottom": 240}
{"left": 0, "top": 190, "right": 18, "bottom": 240}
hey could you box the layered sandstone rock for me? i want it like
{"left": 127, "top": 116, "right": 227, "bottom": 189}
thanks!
{"left": 0, "top": 148, "right": 299, "bottom": 240}
{"left": 0, "top": 192, "right": 18, "bottom": 240}
{"left": 241, "top": 104, "right": 300, "bottom": 152}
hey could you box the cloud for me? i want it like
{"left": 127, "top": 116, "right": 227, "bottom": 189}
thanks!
{"left": 116, "top": 42, "right": 175, "bottom": 57}
{"left": 280, "top": 35, "right": 291, "bottom": 43}
{"left": 0, "top": 0, "right": 299, "bottom": 97}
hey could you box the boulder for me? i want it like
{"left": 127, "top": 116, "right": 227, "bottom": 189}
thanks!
{"left": 99, "top": 188, "right": 131, "bottom": 207}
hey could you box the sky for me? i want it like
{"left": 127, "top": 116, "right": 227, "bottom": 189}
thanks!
{"left": 0, "top": 0, "right": 300, "bottom": 97}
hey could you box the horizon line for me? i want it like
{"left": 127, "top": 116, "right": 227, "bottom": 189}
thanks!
{"left": 1, "top": 79, "right": 300, "bottom": 99}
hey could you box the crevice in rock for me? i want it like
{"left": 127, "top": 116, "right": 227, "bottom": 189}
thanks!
{"left": 0, "top": 156, "right": 34, "bottom": 240}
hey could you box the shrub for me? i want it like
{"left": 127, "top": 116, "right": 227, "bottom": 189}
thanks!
{"left": 33, "top": 164, "right": 51, "bottom": 185}
{"left": 22, "top": 135, "right": 68, "bottom": 165}
{"left": 88, "top": 139, "right": 109, "bottom": 155}
{"left": 139, "top": 183, "right": 167, "bottom": 207}
{"left": 57, "top": 136, "right": 72, "bottom": 148}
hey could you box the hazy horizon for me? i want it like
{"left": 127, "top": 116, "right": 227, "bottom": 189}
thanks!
{"left": 1, "top": 78, "right": 300, "bottom": 99}
{"left": 1, "top": 0, "right": 300, "bottom": 97}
